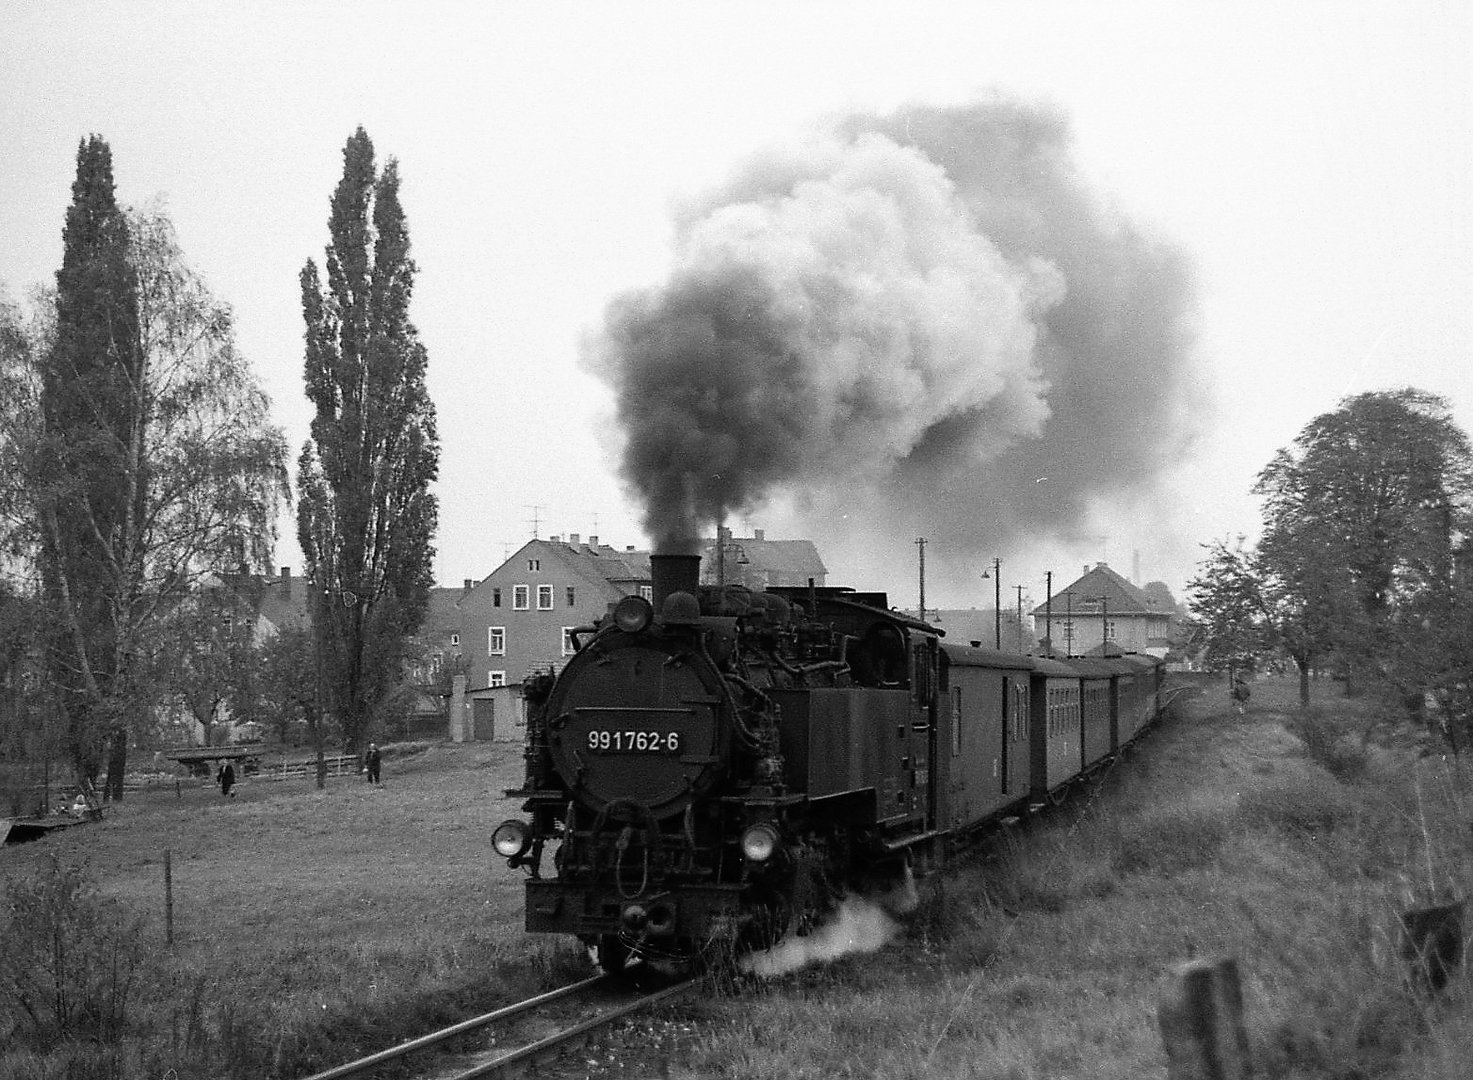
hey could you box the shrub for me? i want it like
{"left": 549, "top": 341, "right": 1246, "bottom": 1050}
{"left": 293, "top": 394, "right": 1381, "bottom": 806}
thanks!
{"left": 1110, "top": 805, "right": 1230, "bottom": 877}
{"left": 0, "top": 855, "right": 154, "bottom": 1049}
{"left": 1236, "top": 776, "right": 1356, "bottom": 838}
{"left": 1284, "top": 709, "right": 1370, "bottom": 782}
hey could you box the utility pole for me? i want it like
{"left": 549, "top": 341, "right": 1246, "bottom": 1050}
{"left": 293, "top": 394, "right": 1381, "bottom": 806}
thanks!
{"left": 1065, "top": 591, "right": 1075, "bottom": 657}
{"left": 915, "top": 537, "right": 927, "bottom": 621}
{"left": 981, "top": 557, "right": 1001, "bottom": 649}
{"left": 1044, "top": 571, "right": 1053, "bottom": 657}
{"left": 1093, "top": 594, "right": 1111, "bottom": 655}
{"left": 1015, "top": 585, "right": 1025, "bottom": 652}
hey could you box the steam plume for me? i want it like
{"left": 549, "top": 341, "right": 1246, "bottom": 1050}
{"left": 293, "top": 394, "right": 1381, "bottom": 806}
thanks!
{"left": 588, "top": 94, "right": 1200, "bottom": 587}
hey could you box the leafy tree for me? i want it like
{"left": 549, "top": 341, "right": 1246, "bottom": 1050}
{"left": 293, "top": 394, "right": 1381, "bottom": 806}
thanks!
{"left": 1253, "top": 389, "right": 1473, "bottom": 712}
{"left": 146, "top": 584, "right": 259, "bottom": 748}
{"left": 298, "top": 128, "right": 440, "bottom": 755}
{"left": 255, "top": 625, "right": 330, "bottom": 786}
{"left": 1187, "top": 539, "right": 1272, "bottom": 676}
{"left": 13, "top": 138, "right": 289, "bottom": 798}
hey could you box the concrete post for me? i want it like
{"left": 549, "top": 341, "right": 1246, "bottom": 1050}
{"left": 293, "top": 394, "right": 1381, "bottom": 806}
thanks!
{"left": 450, "top": 674, "right": 467, "bottom": 744}
{"left": 1158, "top": 956, "right": 1252, "bottom": 1080}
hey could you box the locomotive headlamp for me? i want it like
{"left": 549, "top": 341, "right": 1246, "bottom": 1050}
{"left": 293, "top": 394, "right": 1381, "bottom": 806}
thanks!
{"left": 740, "top": 822, "right": 781, "bottom": 863}
{"left": 612, "top": 595, "right": 654, "bottom": 634}
{"left": 492, "top": 819, "right": 531, "bottom": 858}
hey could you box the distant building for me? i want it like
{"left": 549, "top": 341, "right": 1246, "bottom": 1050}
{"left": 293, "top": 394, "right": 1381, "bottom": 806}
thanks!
{"left": 699, "top": 528, "right": 828, "bottom": 590}
{"left": 1029, "top": 563, "right": 1172, "bottom": 658}
{"left": 454, "top": 529, "right": 829, "bottom": 741}
{"left": 456, "top": 536, "right": 653, "bottom": 743}
{"left": 925, "top": 608, "right": 1037, "bottom": 654}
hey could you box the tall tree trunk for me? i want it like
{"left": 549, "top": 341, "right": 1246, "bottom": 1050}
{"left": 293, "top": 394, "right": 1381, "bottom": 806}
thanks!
{"left": 104, "top": 724, "right": 127, "bottom": 801}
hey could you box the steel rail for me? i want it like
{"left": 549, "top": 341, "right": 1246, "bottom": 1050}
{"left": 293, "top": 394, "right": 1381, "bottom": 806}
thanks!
{"left": 295, "top": 973, "right": 609, "bottom": 1080}
{"left": 439, "top": 976, "right": 699, "bottom": 1080}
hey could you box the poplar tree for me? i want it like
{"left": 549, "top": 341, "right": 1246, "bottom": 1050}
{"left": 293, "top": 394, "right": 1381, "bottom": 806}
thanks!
{"left": 36, "top": 137, "right": 143, "bottom": 791}
{"left": 298, "top": 128, "right": 439, "bottom": 754}
{"left": 20, "top": 138, "right": 289, "bottom": 798}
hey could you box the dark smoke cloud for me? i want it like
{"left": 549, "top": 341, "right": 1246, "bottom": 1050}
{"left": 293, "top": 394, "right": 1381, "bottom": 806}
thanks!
{"left": 587, "top": 94, "right": 1201, "bottom": 591}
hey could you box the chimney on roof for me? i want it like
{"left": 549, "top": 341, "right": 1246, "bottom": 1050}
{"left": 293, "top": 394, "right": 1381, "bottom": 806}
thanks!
{"left": 589, "top": 535, "right": 598, "bottom": 546}
{"left": 570, "top": 533, "right": 580, "bottom": 545}
{"left": 551, "top": 534, "right": 561, "bottom": 543}
{"left": 463, "top": 578, "right": 474, "bottom": 594}
{"left": 626, "top": 545, "right": 635, "bottom": 552}
{"left": 754, "top": 528, "right": 765, "bottom": 541}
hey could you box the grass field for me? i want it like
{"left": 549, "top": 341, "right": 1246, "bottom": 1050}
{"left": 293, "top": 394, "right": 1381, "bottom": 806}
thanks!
{"left": 2, "top": 677, "right": 1471, "bottom": 1079}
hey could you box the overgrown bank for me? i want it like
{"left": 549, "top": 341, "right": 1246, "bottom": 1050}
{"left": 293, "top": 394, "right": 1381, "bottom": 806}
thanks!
{"left": 2, "top": 681, "right": 1470, "bottom": 1079}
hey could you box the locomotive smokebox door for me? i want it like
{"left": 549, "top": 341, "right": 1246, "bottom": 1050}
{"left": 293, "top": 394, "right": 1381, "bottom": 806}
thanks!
{"left": 547, "top": 636, "right": 725, "bottom": 821}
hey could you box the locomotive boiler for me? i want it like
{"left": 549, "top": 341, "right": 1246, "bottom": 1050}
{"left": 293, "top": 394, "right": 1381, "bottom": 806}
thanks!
{"left": 492, "top": 552, "right": 1165, "bottom": 972}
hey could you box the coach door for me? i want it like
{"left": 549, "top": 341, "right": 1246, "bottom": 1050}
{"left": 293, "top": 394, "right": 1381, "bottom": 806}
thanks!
{"left": 1000, "top": 677, "right": 1026, "bottom": 797}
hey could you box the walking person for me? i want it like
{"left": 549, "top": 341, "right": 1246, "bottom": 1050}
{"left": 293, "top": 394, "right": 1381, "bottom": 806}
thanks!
{"left": 1229, "top": 670, "right": 1251, "bottom": 716}
{"left": 217, "top": 760, "right": 236, "bottom": 797}
{"left": 365, "top": 743, "right": 382, "bottom": 784}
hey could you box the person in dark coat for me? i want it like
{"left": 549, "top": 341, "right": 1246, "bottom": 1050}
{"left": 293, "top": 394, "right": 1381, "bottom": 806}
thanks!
{"left": 217, "top": 761, "right": 236, "bottom": 797}
{"left": 365, "top": 743, "right": 382, "bottom": 784}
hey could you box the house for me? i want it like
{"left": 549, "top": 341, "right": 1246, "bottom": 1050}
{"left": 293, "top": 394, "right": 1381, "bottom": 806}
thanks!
{"left": 699, "top": 528, "right": 828, "bottom": 590}
{"left": 925, "top": 608, "right": 1037, "bottom": 654}
{"left": 1028, "top": 563, "right": 1172, "bottom": 658}
{"left": 455, "top": 535, "right": 653, "bottom": 742}
{"left": 454, "top": 529, "right": 830, "bottom": 741}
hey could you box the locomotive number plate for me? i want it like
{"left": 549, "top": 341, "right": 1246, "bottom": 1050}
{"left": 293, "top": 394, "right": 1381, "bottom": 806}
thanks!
{"left": 587, "top": 729, "right": 682, "bottom": 754}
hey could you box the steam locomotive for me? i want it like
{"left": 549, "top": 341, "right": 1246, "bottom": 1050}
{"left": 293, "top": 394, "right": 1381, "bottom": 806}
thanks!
{"left": 492, "top": 553, "right": 1166, "bottom": 972}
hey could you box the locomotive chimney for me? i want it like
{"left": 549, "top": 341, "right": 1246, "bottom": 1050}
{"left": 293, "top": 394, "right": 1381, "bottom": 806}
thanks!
{"left": 650, "top": 553, "right": 701, "bottom": 614}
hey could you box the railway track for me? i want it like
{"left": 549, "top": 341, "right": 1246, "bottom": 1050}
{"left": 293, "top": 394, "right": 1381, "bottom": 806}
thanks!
{"left": 298, "top": 971, "right": 700, "bottom": 1080}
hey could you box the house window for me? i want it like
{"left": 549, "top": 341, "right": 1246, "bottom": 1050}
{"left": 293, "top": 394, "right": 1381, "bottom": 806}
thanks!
{"left": 492, "top": 587, "right": 501, "bottom": 608}
{"left": 488, "top": 627, "right": 505, "bottom": 656}
{"left": 513, "top": 585, "right": 529, "bottom": 610}
{"left": 1104, "top": 620, "right": 1116, "bottom": 640}
{"left": 537, "top": 584, "right": 554, "bottom": 610}
{"left": 489, "top": 671, "right": 506, "bottom": 688}
{"left": 562, "top": 627, "right": 577, "bottom": 656}
{"left": 566, "top": 586, "right": 576, "bottom": 607}
{"left": 450, "top": 633, "right": 460, "bottom": 647}
{"left": 528, "top": 558, "right": 540, "bottom": 572}
{"left": 638, "top": 585, "right": 653, "bottom": 601}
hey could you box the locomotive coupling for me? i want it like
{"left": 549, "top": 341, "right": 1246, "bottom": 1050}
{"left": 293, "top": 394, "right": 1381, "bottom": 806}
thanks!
{"left": 621, "top": 900, "right": 677, "bottom": 937}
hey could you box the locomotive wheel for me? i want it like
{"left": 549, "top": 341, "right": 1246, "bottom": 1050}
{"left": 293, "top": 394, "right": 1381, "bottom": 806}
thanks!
{"left": 596, "top": 934, "right": 632, "bottom": 974}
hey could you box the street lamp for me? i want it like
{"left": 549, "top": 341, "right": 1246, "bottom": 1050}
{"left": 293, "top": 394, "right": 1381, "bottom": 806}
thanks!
{"left": 980, "top": 558, "right": 1001, "bottom": 649}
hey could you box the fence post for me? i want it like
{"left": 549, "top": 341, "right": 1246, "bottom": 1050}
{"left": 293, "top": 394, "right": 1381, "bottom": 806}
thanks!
{"left": 1400, "top": 899, "right": 1465, "bottom": 994}
{"left": 164, "top": 848, "right": 174, "bottom": 946}
{"left": 1158, "top": 956, "right": 1251, "bottom": 1080}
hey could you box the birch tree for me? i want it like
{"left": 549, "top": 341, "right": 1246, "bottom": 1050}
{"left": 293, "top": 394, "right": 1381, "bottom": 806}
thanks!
{"left": 16, "top": 137, "right": 289, "bottom": 797}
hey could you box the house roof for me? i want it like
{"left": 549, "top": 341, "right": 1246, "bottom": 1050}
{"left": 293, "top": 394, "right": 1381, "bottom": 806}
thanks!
{"left": 1030, "top": 563, "right": 1161, "bottom": 619}
{"left": 699, "top": 534, "right": 828, "bottom": 581}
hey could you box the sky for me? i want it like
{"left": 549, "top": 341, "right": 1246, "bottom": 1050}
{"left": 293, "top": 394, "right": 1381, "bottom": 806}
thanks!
{"left": 2, "top": 1, "right": 1470, "bottom": 613}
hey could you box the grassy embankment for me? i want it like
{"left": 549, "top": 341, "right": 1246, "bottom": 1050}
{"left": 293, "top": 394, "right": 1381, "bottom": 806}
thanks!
{"left": 2, "top": 678, "right": 1471, "bottom": 1079}
{"left": 0, "top": 740, "right": 588, "bottom": 1079}
{"left": 679, "top": 677, "right": 1473, "bottom": 1080}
